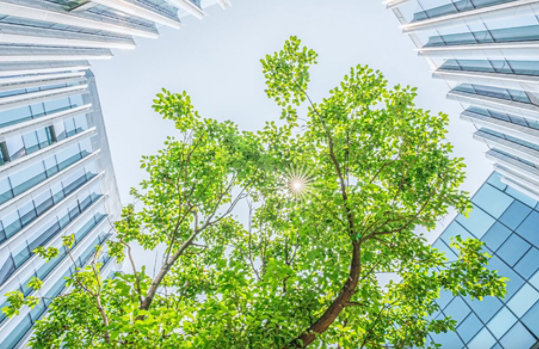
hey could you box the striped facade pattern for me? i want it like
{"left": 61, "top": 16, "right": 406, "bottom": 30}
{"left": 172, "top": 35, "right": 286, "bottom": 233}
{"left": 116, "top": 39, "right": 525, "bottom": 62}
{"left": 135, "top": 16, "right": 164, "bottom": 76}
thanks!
{"left": 387, "top": 0, "right": 539, "bottom": 201}
{"left": 0, "top": 0, "right": 229, "bottom": 347}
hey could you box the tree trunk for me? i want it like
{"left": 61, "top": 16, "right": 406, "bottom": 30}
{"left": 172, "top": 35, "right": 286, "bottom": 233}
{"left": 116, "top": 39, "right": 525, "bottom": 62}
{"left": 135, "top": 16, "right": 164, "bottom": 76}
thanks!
{"left": 289, "top": 241, "right": 361, "bottom": 347}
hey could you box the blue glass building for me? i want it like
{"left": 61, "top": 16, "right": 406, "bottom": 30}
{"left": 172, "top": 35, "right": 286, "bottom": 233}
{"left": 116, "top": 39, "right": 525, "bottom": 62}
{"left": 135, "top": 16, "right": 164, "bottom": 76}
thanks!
{"left": 430, "top": 172, "right": 538, "bottom": 348}
{"left": 0, "top": 0, "right": 230, "bottom": 347}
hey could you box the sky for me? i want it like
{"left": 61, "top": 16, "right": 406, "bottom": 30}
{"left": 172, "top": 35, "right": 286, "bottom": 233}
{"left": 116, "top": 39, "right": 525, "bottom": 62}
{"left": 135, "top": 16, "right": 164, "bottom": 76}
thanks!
{"left": 91, "top": 0, "right": 493, "bottom": 245}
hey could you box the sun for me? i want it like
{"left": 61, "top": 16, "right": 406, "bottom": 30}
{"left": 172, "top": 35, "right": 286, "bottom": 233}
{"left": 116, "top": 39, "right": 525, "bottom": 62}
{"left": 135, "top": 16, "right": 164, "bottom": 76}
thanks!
{"left": 283, "top": 165, "right": 313, "bottom": 199}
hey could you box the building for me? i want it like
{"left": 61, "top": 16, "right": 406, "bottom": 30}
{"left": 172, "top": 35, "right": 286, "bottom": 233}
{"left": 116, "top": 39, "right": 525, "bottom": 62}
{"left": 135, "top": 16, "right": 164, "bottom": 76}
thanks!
{"left": 0, "top": 0, "right": 229, "bottom": 347}
{"left": 430, "top": 172, "right": 538, "bottom": 348}
{"left": 0, "top": 64, "right": 121, "bottom": 348}
{"left": 385, "top": 2, "right": 539, "bottom": 347}
{"left": 386, "top": 0, "right": 539, "bottom": 201}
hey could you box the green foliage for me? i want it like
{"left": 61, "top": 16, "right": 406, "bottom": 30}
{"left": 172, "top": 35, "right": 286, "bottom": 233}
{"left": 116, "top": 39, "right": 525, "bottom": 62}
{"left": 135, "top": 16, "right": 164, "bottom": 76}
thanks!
{"left": 33, "top": 245, "right": 59, "bottom": 261}
{"left": 6, "top": 37, "right": 506, "bottom": 349}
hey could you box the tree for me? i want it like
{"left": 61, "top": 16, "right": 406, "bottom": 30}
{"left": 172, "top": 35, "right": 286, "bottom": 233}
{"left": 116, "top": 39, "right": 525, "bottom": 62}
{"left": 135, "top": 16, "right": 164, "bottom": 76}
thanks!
{"left": 3, "top": 37, "right": 506, "bottom": 348}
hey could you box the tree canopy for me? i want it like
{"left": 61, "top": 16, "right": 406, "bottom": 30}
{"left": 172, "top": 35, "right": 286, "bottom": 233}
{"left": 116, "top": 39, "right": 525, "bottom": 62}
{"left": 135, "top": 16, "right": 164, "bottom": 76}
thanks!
{"left": 4, "top": 36, "right": 506, "bottom": 348}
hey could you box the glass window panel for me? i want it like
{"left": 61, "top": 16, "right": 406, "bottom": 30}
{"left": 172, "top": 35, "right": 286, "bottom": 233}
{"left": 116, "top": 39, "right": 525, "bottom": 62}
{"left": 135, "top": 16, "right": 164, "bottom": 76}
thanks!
{"left": 510, "top": 60, "right": 539, "bottom": 76}
{"left": 490, "top": 24, "right": 539, "bottom": 43}
{"left": 29, "top": 102, "right": 44, "bottom": 117}
{"left": 456, "top": 313, "right": 482, "bottom": 344}
{"left": 465, "top": 292, "right": 503, "bottom": 322}
{"left": 54, "top": 120, "right": 66, "bottom": 141}
{"left": 68, "top": 201, "right": 80, "bottom": 220}
{"left": 433, "top": 240, "right": 458, "bottom": 261}
{"left": 50, "top": 181, "right": 64, "bottom": 204}
{"left": 73, "top": 114, "right": 88, "bottom": 132}
{"left": 29, "top": 220, "right": 60, "bottom": 251}
{"left": 0, "top": 255, "right": 15, "bottom": 285}
{"left": 0, "top": 314, "right": 32, "bottom": 348}
{"left": 482, "top": 222, "right": 512, "bottom": 251}
{"left": 13, "top": 244, "right": 31, "bottom": 268}
{"left": 0, "top": 106, "right": 31, "bottom": 128}
{"left": 521, "top": 300, "right": 539, "bottom": 337}
{"left": 440, "top": 59, "right": 461, "bottom": 70}
{"left": 531, "top": 270, "right": 539, "bottom": 289}
{"left": 64, "top": 117, "right": 76, "bottom": 137}
{"left": 2, "top": 209, "right": 22, "bottom": 238}
{"left": 456, "top": 204, "right": 495, "bottom": 238}
{"left": 437, "top": 289, "right": 454, "bottom": 309}
{"left": 22, "top": 131, "right": 39, "bottom": 154}
{"left": 473, "top": 184, "right": 513, "bottom": 218}
{"left": 500, "top": 322, "right": 535, "bottom": 348}
{"left": 0, "top": 176, "right": 12, "bottom": 205}
{"left": 5, "top": 135, "right": 25, "bottom": 161}
{"left": 497, "top": 234, "right": 531, "bottom": 266}
{"left": 58, "top": 208, "right": 70, "bottom": 229}
{"left": 468, "top": 328, "right": 496, "bottom": 349}
{"left": 18, "top": 200, "right": 36, "bottom": 227}
{"left": 44, "top": 97, "right": 70, "bottom": 113}
{"left": 441, "top": 220, "right": 474, "bottom": 245}
{"left": 55, "top": 143, "right": 81, "bottom": 170}
{"left": 458, "top": 59, "right": 495, "bottom": 73}
{"left": 500, "top": 201, "right": 532, "bottom": 230}
{"left": 69, "top": 94, "right": 83, "bottom": 106}
{"left": 507, "top": 284, "right": 539, "bottom": 317}
{"left": 36, "top": 127, "right": 51, "bottom": 148}
{"left": 514, "top": 247, "right": 539, "bottom": 279}
{"left": 491, "top": 59, "right": 514, "bottom": 74}
{"left": 11, "top": 161, "right": 46, "bottom": 195}
{"left": 444, "top": 297, "right": 470, "bottom": 322}
{"left": 515, "top": 211, "right": 539, "bottom": 247}
{"left": 488, "top": 256, "right": 524, "bottom": 299}
{"left": 430, "top": 328, "right": 463, "bottom": 347}
{"left": 487, "top": 307, "right": 516, "bottom": 339}
{"left": 29, "top": 300, "right": 45, "bottom": 321}
{"left": 79, "top": 138, "right": 92, "bottom": 155}
{"left": 34, "top": 188, "right": 53, "bottom": 216}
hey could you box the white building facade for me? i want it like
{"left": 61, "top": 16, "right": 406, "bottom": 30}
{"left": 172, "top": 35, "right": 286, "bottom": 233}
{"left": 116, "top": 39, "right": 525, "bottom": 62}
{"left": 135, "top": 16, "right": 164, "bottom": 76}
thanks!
{"left": 0, "top": 0, "right": 229, "bottom": 347}
{"left": 387, "top": 0, "right": 539, "bottom": 201}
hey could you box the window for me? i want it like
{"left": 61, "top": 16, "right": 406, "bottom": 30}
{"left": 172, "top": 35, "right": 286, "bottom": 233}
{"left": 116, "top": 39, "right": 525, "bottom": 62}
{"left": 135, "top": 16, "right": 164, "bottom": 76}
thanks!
{"left": 430, "top": 329, "right": 464, "bottom": 347}
{"left": 488, "top": 256, "right": 524, "bottom": 299}
{"left": 473, "top": 184, "right": 513, "bottom": 218}
{"left": 465, "top": 294, "right": 503, "bottom": 322}
{"left": 0, "top": 314, "right": 32, "bottom": 348}
{"left": 514, "top": 247, "right": 539, "bottom": 278}
{"left": 444, "top": 297, "right": 470, "bottom": 322}
{"left": 521, "top": 300, "right": 539, "bottom": 336}
{"left": 456, "top": 204, "right": 495, "bottom": 239}
{"left": 0, "top": 141, "right": 9, "bottom": 165}
{"left": 457, "top": 313, "right": 483, "bottom": 343}
{"left": 500, "top": 322, "right": 536, "bottom": 348}
{"left": 468, "top": 328, "right": 496, "bottom": 349}
{"left": 482, "top": 222, "right": 511, "bottom": 251}
{"left": 515, "top": 211, "right": 539, "bottom": 247}
{"left": 497, "top": 234, "right": 530, "bottom": 266}
{"left": 507, "top": 284, "right": 539, "bottom": 317}
{"left": 500, "top": 201, "right": 531, "bottom": 230}
{"left": 10, "top": 161, "right": 46, "bottom": 195}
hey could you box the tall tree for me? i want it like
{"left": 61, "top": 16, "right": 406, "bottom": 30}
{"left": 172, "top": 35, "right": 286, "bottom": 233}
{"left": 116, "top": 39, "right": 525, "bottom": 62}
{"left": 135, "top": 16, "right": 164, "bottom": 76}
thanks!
{"left": 3, "top": 37, "right": 506, "bottom": 348}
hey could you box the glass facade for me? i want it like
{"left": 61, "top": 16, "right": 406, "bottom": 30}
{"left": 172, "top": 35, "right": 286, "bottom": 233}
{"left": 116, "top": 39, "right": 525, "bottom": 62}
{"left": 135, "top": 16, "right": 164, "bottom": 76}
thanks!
{"left": 387, "top": 1, "right": 539, "bottom": 347}
{"left": 0, "top": 1, "right": 229, "bottom": 347}
{"left": 0, "top": 67, "right": 120, "bottom": 348}
{"left": 430, "top": 172, "right": 538, "bottom": 348}
{"left": 388, "top": 0, "right": 539, "bottom": 215}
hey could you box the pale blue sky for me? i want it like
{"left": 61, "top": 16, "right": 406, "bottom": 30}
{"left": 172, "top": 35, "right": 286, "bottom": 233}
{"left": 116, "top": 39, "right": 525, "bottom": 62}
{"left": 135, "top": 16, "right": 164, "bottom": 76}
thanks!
{"left": 91, "top": 0, "right": 492, "bottom": 242}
